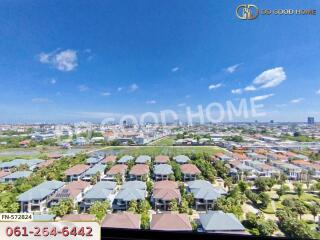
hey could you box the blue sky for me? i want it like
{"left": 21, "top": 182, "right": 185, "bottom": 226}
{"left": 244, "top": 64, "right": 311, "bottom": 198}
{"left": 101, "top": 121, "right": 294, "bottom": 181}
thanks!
{"left": 0, "top": 0, "right": 320, "bottom": 123}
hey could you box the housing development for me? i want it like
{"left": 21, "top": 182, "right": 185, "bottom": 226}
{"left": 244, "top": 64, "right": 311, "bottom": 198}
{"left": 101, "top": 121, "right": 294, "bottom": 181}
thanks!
{"left": 0, "top": 121, "right": 320, "bottom": 238}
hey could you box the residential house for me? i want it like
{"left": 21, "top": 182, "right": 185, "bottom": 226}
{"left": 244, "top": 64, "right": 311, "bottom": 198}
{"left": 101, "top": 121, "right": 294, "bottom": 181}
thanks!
{"left": 80, "top": 181, "right": 117, "bottom": 211}
{"left": 103, "top": 164, "right": 128, "bottom": 182}
{"left": 187, "top": 180, "right": 226, "bottom": 211}
{"left": 64, "top": 164, "right": 91, "bottom": 182}
{"left": 101, "top": 212, "right": 141, "bottom": 229}
{"left": 150, "top": 213, "right": 192, "bottom": 231}
{"left": 81, "top": 164, "right": 106, "bottom": 181}
{"left": 49, "top": 180, "right": 91, "bottom": 208}
{"left": 292, "top": 160, "right": 320, "bottom": 179}
{"left": 152, "top": 180, "right": 181, "bottom": 211}
{"left": 199, "top": 211, "right": 245, "bottom": 234}
{"left": 101, "top": 155, "right": 117, "bottom": 165}
{"left": 113, "top": 181, "right": 147, "bottom": 210}
{"left": 212, "top": 153, "right": 232, "bottom": 162}
{"left": 173, "top": 155, "right": 190, "bottom": 164}
{"left": 0, "top": 159, "right": 44, "bottom": 171}
{"left": 135, "top": 155, "right": 151, "bottom": 164}
{"left": 86, "top": 156, "right": 103, "bottom": 166}
{"left": 246, "top": 152, "right": 267, "bottom": 162}
{"left": 245, "top": 161, "right": 280, "bottom": 178}
{"left": 272, "top": 161, "right": 302, "bottom": 180}
{"left": 17, "top": 181, "right": 65, "bottom": 213}
{"left": 154, "top": 155, "right": 170, "bottom": 165}
{"left": 153, "top": 164, "right": 173, "bottom": 181}
{"left": 229, "top": 160, "right": 257, "bottom": 180}
{"left": 117, "top": 155, "right": 134, "bottom": 164}
{"left": 128, "top": 164, "right": 149, "bottom": 181}
{"left": 1, "top": 171, "right": 32, "bottom": 183}
{"left": 180, "top": 164, "right": 201, "bottom": 181}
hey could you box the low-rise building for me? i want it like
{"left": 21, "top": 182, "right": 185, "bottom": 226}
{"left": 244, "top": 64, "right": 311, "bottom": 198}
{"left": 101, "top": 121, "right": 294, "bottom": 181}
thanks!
{"left": 199, "top": 211, "right": 245, "bottom": 234}
{"left": 103, "top": 164, "right": 128, "bottom": 182}
{"left": 17, "top": 181, "right": 65, "bottom": 213}
{"left": 154, "top": 155, "right": 170, "bottom": 165}
{"left": 150, "top": 213, "right": 192, "bottom": 231}
{"left": 101, "top": 212, "right": 141, "bottom": 229}
{"left": 152, "top": 180, "right": 180, "bottom": 211}
{"left": 180, "top": 164, "right": 201, "bottom": 181}
{"left": 153, "top": 164, "right": 173, "bottom": 181}
{"left": 64, "top": 164, "right": 91, "bottom": 182}
{"left": 128, "top": 164, "right": 149, "bottom": 181}
{"left": 80, "top": 181, "right": 117, "bottom": 211}
{"left": 187, "top": 180, "right": 225, "bottom": 211}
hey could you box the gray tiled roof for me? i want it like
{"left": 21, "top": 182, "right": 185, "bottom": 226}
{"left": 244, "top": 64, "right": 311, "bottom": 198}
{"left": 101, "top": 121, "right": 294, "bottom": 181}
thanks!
{"left": 118, "top": 155, "right": 134, "bottom": 163}
{"left": 86, "top": 157, "right": 103, "bottom": 164}
{"left": 17, "top": 181, "right": 65, "bottom": 201}
{"left": 83, "top": 181, "right": 115, "bottom": 200}
{"left": 173, "top": 155, "right": 190, "bottom": 164}
{"left": 4, "top": 171, "right": 32, "bottom": 179}
{"left": 121, "top": 181, "right": 146, "bottom": 190}
{"left": 187, "top": 180, "right": 223, "bottom": 201}
{"left": 154, "top": 164, "right": 173, "bottom": 175}
{"left": 0, "top": 159, "right": 44, "bottom": 169}
{"left": 115, "top": 188, "right": 146, "bottom": 202}
{"left": 135, "top": 155, "right": 151, "bottom": 164}
{"left": 84, "top": 164, "right": 105, "bottom": 176}
{"left": 199, "top": 211, "right": 245, "bottom": 231}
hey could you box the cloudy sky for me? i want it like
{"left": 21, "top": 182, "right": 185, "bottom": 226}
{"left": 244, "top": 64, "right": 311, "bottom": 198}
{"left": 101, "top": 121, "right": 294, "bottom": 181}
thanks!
{"left": 0, "top": 0, "right": 320, "bottom": 123}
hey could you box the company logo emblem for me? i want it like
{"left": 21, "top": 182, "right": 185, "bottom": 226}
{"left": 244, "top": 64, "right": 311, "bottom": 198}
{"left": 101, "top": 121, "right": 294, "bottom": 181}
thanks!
{"left": 236, "top": 4, "right": 259, "bottom": 20}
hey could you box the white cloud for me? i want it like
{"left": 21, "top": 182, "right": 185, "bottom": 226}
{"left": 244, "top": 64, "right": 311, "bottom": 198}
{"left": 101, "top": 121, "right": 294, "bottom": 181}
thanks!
{"left": 225, "top": 63, "right": 241, "bottom": 73}
{"left": 101, "top": 92, "right": 111, "bottom": 96}
{"left": 171, "top": 67, "right": 179, "bottom": 72}
{"left": 185, "top": 95, "right": 191, "bottom": 99}
{"left": 316, "top": 89, "right": 320, "bottom": 95}
{"left": 252, "top": 93, "right": 274, "bottom": 101}
{"left": 244, "top": 85, "right": 256, "bottom": 91}
{"left": 253, "top": 67, "right": 286, "bottom": 89}
{"left": 78, "top": 85, "right": 89, "bottom": 92}
{"left": 177, "top": 103, "right": 186, "bottom": 107}
{"left": 38, "top": 49, "right": 78, "bottom": 72}
{"left": 231, "top": 89, "right": 242, "bottom": 94}
{"left": 32, "top": 98, "right": 51, "bottom": 103}
{"left": 129, "top": 83, "right": 139, "bottom": 92}
{"left": 50, "top": 78, "right": 56, "bottom": 85}
{"left": 117, "top": 87, "right": 123, "bottom": 92}
{"left": 291, "top": 98, "right": 304, "bottom": 104}
{"left": 208, "top": 83, "right": 222, "bottom": 90}
{"left": 146, "top": 100, "right": 156, "bottom": 104}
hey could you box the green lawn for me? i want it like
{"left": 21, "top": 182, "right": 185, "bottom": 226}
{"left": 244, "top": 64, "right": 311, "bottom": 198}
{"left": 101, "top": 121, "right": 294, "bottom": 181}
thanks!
{"left": 274, "top": 192, "right": 320, "bottom": 209}
{"left": 149, "top": 136, "right": 176, "bottom": 146}
{"left": 101, "top": 145, "right": 225, "bottom": 156}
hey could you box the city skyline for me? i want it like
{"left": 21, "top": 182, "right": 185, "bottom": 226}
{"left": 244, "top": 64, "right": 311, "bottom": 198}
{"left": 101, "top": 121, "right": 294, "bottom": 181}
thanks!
{"left": 1, "top": 0, "right": 320, "bottom": 123}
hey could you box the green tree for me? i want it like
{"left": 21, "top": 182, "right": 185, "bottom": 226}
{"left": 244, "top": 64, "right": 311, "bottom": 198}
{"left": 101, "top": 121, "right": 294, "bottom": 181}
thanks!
{"left": 294, "top": 183, "right": 304, "bottom": 198}
{"left": 169, "top": 200, "right": 179, "bottom": 211}
{"left": 141, "top": 212, "right": 150, "bottom": 229}
{"left": 309, "top": 204, "right": 319, "bottom": 221}
{"left": 88, "top": 201, "right": 109, "bottom": 221}
{"left": 50, "top": 199, "right": 74, "bottom": 217}
{"left": 179, "top": 198, "right": 189, "bottom": 213}
{"left": 128, "top": 200, "right": 138, "bottom": 213}
{"left": 259, "top": 192, "right": 271, "bottom": 209}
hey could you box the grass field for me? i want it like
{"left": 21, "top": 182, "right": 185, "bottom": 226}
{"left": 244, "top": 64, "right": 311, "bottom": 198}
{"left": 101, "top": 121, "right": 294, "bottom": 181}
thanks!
{"left": 149, "top": 136, "right": 176, "bottom": 146}
{"left": 96, "top": 145, "right": 225, "bottom": 156}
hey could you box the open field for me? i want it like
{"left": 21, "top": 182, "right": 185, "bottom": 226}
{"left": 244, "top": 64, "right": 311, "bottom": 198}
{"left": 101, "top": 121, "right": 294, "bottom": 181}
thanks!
{"left": 93, "top": 145, "right": 225, "bottom": 156}
{"left": 148, "top": 136, "right": 176, "bottom": 146}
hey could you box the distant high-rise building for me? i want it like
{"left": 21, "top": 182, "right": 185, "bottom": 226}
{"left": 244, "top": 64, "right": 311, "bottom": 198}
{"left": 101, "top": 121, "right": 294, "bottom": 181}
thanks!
{"left": 270, "top": 120, "right": 274, "bottom": 124}
{"left": 307, "top": 117, "right": 315, "bottom": 125}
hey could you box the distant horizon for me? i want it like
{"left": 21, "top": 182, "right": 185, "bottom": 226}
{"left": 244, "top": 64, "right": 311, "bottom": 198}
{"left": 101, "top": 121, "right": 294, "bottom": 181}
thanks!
{"left": 1, "top": 1, "right": 320, "bottom": 122}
